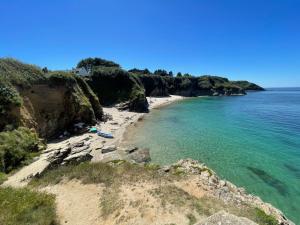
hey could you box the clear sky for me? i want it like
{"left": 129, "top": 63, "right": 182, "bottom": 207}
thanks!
{"left": 1, "top": 0, "right": 300, "bottom": 87}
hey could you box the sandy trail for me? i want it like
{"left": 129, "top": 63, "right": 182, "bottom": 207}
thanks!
{"left": 42, "top": 181, "right": 104, "bottom": 225}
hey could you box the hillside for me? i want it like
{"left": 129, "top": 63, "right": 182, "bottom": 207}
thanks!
{"left": 232, "top": 81, "right": 265, "bottom": 91}
{"left": 0, "top": 58, "right": 103, "bottom": 138}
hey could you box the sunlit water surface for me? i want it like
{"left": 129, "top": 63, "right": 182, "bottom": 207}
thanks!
{"left": 129, "top": 88, "right": 300, "bottom": 224}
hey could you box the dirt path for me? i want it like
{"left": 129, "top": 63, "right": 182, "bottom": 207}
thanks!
{"left": 42, "top": 181, "right": 104, "bottom": 225}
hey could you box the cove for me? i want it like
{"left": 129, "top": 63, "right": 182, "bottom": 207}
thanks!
{"left": 129, "top": 88, "right": 300, "bottom": 224}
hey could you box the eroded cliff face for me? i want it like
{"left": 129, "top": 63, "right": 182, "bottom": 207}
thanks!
{"left": 0, "top": 59, "right": 103, "bottom": 139}
{"left": 19, "top": 80, "right": 99, "bottom": 139}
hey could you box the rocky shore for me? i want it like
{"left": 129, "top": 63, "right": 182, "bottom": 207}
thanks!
{"left": 167, "top": 159, "right": 294, "bottom": 225}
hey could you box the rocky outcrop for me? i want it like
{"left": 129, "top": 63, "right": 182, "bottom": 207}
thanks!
{"left": 166, "top": 159, "right": 295, "bottom": 225}
{"left": 0, "top": 58, "right": 103, "bottom": 139}
{"left": 99, "top": 145, "right": 151, "bottom": 164}
{"left": 232, "top": 81, "right": 265, "bottom": 91}
{"left": 86, "top": 67, "right": 149, "bottom": 112}
{"left": 45, "top": 137, "right": 93, "bottom": 167}
{"left": 196, "top": 211, "right": 258, "bottom": 225}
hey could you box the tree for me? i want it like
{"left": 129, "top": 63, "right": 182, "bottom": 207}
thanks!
{"left": 154, "top": 69, "right": 168, "bottom": 76}
{"left": 168, "top": 71, "right": 173, "bottom": 77}
{"left": 128, "top": 68, "right": 151, "bottom": 75}
{"left": 42, "top": 67, "right": 48, "bottom": 73}
{"left": 177, "top": 72, "right": 182, "bottom": 77}
{"left": 77, "top": 57, "right": 120, "bottom": 70}
{"left": 183, "top": 73, "right": 192, "bottom": 77}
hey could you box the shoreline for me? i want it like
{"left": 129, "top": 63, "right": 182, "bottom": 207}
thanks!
{"left": 2, "top": 94, "right": 295, "bottom": 224}
{"left": 2, "top": 95, "right": 186, "bottom": 187}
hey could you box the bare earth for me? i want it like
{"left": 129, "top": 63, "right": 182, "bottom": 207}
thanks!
{"left": 42, "top": 177, "right": 208, "bottom": 225}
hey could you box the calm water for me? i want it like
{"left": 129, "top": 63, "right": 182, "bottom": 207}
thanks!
{"left": 129, "top": 88, "right": 300, "bottom": 224}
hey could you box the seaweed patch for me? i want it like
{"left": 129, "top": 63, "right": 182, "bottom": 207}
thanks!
{"left": 284, "top": 164, "right": 300, "bottom": 179}
{"left": 247, "top": 167, "right": 288, "bottom": 196}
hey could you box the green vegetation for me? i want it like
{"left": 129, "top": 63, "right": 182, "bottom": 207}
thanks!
{"left": 0, "top": 58, "right": 45, "bottom": 87}
{"left": 0, "top": 187, "right": 58, "bottom": 225}
{"left": 186, "top": 213, "right": 197, "bottom": 225}
{"left": 30, "top": 161, "right": 168, "bottom": 187}
{"left": 87, "top": 66, "right": 148, "bottom": 112}
{"left": 0, "top": 172, "right": 7, "bottom": 184}
{"left": 251, "top": 208, "right": 278, "bottom": 225}
{"left": 0, "top": 127, "right": 44, "bottom": 173}
{"left": 232, "top": 80, "right": 265, "bottom": 90}
{"left": 47, "top": 71, "right": 78, "bottom": 87}
{"left": 77, "top": 57, "right": 120, "bottom": 70}
{"left": 0, "top": 82, "right": 22, "bottom": 131}
{"left": 154, "top": 69, "right": 172, "bottom": 77}
{"left": 128, "top": 68, "right": 151, "bottom": 75}
{"left": 75, "top": 76, "right": 103, "bottom": 119}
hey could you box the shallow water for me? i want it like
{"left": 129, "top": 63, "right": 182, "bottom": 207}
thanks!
{"left": 129, "top": 88, "right": 300, "bottom": 224}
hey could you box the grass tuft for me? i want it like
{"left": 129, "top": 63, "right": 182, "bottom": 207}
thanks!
{"left": 186, "top": 213, "right": 197, "bottom": 225}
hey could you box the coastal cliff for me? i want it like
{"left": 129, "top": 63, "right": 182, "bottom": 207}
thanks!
{"left": 135, "top": 74, "right": 261, "bottom": 97}
{"left": 0, "top": 58, "right": 103, "bottom": 139}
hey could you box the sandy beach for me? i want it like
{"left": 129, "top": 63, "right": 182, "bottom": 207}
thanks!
{"left": 3, "top": 95, "right": 185, "bottom": 187}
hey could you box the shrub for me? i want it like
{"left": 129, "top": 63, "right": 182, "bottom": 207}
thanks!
{"left": 77, "top": 57, "right": 120, "bottom": 70}
{"left": 0, "top": 83, "right": 22, "bottom": 131}
{"left": 0, "top": 127, "right": 43, "bottom": 173}
{"left": 0, "top": 187, "right": 58, "bottom": 225}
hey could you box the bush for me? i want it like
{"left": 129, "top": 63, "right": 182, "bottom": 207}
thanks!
{"left": 0, "top": 83, "right": 22, "bottom": 131}
{"left": 0, "top": 187, "right": 58, "bottom": 225}
{"left": 0, "top": 127, "right": 43, "bottom": 173}
{"left": 77, "top": 57, "right": 120, "bottom": 70}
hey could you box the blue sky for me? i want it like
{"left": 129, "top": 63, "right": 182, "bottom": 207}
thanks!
{"left": 1, "top": 0, "right": 300, "bottom": 87}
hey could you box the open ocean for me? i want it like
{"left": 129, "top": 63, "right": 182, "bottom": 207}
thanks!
{"left": 129, "top": 88, "right": 300, "bottom": 224}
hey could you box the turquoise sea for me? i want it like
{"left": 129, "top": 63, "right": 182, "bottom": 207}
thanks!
{"left": 129, "top": 88, "right": 300, "bottom": 224}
